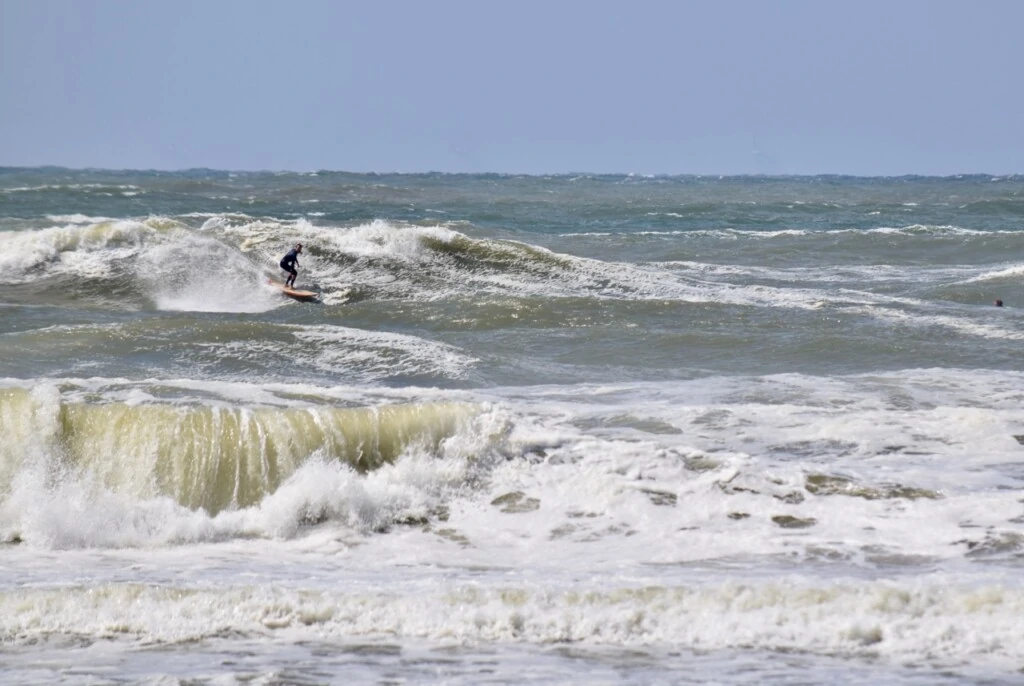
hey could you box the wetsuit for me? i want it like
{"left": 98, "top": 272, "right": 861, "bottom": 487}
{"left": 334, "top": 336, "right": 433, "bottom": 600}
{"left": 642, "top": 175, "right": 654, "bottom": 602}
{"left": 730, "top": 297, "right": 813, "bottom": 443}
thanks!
{"left": 280, "top": 248, "right": 300, "bottom": 286}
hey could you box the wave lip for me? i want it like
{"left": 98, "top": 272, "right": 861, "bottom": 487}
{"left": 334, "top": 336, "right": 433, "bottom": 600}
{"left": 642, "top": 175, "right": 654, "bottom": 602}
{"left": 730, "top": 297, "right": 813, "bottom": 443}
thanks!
{"left": 0, "top": 386, "right": 482, "bottom": 516}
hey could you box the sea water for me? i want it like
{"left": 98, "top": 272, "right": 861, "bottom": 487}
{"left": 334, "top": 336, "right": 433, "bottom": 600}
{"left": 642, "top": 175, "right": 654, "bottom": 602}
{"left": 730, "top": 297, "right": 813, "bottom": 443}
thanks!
{"left": 2, "top": 168, "right": 1024, "bottom": 684}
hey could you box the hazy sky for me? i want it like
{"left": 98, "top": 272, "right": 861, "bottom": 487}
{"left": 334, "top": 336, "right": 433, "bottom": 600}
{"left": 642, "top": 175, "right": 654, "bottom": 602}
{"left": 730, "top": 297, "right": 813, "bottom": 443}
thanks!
{"left": 2, "top": 0, "right": 1022, "bottom": 175}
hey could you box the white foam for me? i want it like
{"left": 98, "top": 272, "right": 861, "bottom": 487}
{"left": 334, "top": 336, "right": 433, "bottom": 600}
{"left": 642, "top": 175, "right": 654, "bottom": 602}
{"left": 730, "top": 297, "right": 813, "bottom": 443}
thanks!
{"left": 856, "top": 305, "right": 1024, "bottom": 341}
{"left": 568, "top": 225, "right": 1001, "bottom": 240}
{"left": 44, "top": 214, "right": 117, "bottom": 224}
{"left": 2, "top": 183, "right": 137, "bottom": 193}
{"left": 957, "top": 263, "right": 1024, "bottom": 284}
{"left": 293, "top": 325, "right": 478, "bottom": 381}
{"left": 1, "top": 574, "right": 1022, "bottom": 672}
{"left": 0, "top": 217, "right": 174, "bottom": 283}
{"left": 134, "top": 229, "right": 283, "bottom": 313}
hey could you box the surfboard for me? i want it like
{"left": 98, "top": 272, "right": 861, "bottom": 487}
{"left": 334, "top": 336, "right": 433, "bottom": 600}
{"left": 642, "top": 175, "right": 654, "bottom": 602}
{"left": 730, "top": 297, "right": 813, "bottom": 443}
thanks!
{"left": 267, "top": 278, "right": 318, "bottom": 301}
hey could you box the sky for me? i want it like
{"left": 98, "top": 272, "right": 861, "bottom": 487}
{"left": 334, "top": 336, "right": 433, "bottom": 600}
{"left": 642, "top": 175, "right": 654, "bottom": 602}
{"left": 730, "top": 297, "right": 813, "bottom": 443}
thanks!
{"left": 1, "top": 0, "right": 1022, "bottom": 176}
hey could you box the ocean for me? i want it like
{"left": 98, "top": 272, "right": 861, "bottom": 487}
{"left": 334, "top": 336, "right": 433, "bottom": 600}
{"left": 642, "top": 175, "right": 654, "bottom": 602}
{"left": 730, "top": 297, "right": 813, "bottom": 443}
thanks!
{"left": 2, "top": 168, "right": 1024, "bottom": 684}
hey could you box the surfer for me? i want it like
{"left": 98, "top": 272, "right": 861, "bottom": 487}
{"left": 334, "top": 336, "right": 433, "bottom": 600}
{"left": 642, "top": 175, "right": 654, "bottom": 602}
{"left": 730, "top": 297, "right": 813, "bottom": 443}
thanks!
{"left": 280, "top": 243, "right": 302, "bottom": 288}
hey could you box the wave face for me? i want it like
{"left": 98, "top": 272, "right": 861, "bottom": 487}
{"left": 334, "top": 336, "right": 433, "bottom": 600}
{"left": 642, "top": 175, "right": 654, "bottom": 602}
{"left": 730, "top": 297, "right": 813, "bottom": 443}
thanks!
{"left": 3, "top": 169, "right": 1024, "bottom": 683}
{"left": 0, "top": 386, "right": 480, "bottom": 515}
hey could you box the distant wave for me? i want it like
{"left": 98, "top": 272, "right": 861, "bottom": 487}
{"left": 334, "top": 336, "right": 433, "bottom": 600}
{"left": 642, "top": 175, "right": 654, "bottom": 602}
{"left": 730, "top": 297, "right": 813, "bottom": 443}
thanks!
{"left": 8, "top": 215, "right": 1014, "bottom": 316}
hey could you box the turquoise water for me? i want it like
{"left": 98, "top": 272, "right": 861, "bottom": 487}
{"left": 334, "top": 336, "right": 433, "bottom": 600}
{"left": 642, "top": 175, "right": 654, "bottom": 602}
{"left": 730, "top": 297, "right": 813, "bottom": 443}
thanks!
{"left": 2, "top": 168, "right": 1024, "bottom": 683}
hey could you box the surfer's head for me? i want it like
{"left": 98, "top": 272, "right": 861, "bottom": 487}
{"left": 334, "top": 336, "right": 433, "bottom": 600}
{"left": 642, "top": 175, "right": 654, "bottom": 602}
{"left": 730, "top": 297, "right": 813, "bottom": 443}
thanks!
{"left": 295, "top": 243, "right": 303, "bottom": 252}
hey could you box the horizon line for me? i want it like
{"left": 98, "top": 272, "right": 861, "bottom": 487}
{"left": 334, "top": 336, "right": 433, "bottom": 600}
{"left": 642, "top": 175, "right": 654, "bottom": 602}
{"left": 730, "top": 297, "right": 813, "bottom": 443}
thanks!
{"left": 2, "top": 165, "right": 1020, "bottom": 180}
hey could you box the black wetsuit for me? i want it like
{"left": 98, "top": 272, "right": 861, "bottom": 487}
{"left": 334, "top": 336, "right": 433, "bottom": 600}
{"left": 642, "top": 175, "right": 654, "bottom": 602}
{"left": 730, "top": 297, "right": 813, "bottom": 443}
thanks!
{"left": 280, "top": 248, "right": 299, "bottom": 282}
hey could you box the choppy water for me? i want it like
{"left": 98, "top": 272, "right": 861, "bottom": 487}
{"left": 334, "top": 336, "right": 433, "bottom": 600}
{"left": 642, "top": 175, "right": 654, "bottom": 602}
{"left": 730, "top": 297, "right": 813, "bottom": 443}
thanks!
{"left": 2, "top": 168, "right": 1024, "bottom": 684}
